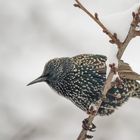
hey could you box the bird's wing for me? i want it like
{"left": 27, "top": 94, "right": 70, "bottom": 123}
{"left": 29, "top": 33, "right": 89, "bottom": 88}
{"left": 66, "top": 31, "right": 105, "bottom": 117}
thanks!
{"left": 70, "top": 54, "right": 107, "bottom": 103}
{"left": 72, "top": 54, "right": 107, "bottom": 74}
{"left": 118, "top": 60, "right": 140, "bottom": 80}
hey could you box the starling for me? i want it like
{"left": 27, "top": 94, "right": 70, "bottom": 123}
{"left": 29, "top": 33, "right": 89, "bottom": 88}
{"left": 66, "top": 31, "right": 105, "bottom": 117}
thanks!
{"left": 27, "top": 54, "right": 140, "bottom": 116}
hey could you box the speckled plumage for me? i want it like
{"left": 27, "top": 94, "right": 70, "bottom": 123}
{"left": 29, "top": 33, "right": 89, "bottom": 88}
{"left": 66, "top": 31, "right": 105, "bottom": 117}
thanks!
{"left": 28, "top": 54, "right": 140, "bottom": 116}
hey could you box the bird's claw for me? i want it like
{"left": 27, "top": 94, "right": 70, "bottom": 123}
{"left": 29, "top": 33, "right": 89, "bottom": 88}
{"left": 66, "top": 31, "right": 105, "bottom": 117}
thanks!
{"left": 86, "top": 134, "right": 93, "bottom": 139}
{"left": 82, "top": 118, "right": 96, "bottom": 139}
{"left": 82, "top": 118, "right": 96, "bottom": 132}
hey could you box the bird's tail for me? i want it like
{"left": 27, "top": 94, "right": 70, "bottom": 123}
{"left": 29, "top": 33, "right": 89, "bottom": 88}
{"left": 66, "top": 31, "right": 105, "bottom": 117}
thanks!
{"left": 131, "top": 81, "right": 140, "bottom": 99}
{"left": 118, "top": 60, "right": 140, "bottom": 99}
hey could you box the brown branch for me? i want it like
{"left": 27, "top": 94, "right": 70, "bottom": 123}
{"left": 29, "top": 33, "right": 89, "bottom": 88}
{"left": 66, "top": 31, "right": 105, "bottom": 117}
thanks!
{"left": 74, "top": 0, "right": 122, "bottom": 48}
{"left": 74, "top": 1, "right": 140, "bottom": 140}
{"left": 117, "top": 8, "right": 140, "bottom": 58}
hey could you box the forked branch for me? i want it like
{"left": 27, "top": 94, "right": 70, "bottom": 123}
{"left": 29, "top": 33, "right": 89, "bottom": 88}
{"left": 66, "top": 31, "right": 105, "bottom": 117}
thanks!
{"left": 74, "top": 0, "right": 122, "bottom": 48}
{"left": 117, "top": 10, "right": 140, "bottom": 58}
{"left": 74, "top": 1, "right": 140, "bottom": 140}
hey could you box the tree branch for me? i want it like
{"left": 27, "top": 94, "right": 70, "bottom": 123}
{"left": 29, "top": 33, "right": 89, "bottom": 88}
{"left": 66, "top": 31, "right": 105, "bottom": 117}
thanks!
{"left": 117, "top": 9, "right": 140, "bottom": 58}
{"left": 74, "top": 0, "right": 122, "bottom": 48}
{"left": 74, "top": 1, "right": 140, "bottom": 140}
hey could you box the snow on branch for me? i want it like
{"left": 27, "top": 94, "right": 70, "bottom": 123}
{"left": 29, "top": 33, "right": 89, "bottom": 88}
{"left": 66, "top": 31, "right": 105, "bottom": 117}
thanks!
{"left": 74, "top": 0, "right": 140, "bottom": 140}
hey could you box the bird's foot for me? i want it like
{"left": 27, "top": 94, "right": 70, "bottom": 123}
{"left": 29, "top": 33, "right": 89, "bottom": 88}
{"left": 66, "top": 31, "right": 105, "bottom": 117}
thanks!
{"left": 82, "top": 118, "right": 96, "bottom": 132}
{"left": 86, "top": 134, "right": 94, "bottom": 139}
{"left": 82, "top": 104, "right": 97, "bottom": 139}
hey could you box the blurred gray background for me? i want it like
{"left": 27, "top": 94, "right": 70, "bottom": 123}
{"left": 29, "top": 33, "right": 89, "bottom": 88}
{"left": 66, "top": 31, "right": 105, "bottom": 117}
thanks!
{"left": 0, "top": 0, "right": 140, "bottom": 140}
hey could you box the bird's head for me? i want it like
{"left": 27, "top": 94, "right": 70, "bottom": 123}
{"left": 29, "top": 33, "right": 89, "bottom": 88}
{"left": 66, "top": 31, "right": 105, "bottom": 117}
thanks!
{"left": 27, "top": 57, "right": 72, "bottom": 86}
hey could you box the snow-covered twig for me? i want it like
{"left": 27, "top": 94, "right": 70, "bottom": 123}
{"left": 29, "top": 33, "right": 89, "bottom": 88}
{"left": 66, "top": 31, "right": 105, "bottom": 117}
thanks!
{"left": 74, "top": 0, "right": 122, "bottom": 48}
{"left": 117, "top": 8, "right": 140, "bottom": 58}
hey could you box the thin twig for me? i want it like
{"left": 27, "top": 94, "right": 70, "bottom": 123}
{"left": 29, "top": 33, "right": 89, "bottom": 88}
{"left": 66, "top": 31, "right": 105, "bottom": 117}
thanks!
{"left": 117, "top": 7, "right": 140, "bottom": 58}
{"left": 74, "top": 1, "right": 140, "bottom": 140}
{"left": 74, "top": 0, "right": 122, "bottom": 48}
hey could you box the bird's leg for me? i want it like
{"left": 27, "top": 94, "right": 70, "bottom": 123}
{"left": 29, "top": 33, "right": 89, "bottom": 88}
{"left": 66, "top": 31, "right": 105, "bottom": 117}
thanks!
{"left": 82, "top": 118, "right": 96, "bottom": 132}
{"left": 82, "top": 118, "right": 96, "bottom": 139}
{"left": 85, "top": 134, "right": 94, "bottom": 139}
{"left": 82, "top": 104, "right": 97, "bottom": 133}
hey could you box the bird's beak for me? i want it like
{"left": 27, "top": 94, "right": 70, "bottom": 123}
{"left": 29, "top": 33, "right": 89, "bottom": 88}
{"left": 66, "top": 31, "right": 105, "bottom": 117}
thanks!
{"left": 27, "top": 76, "right": 46, "bottom": 86}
